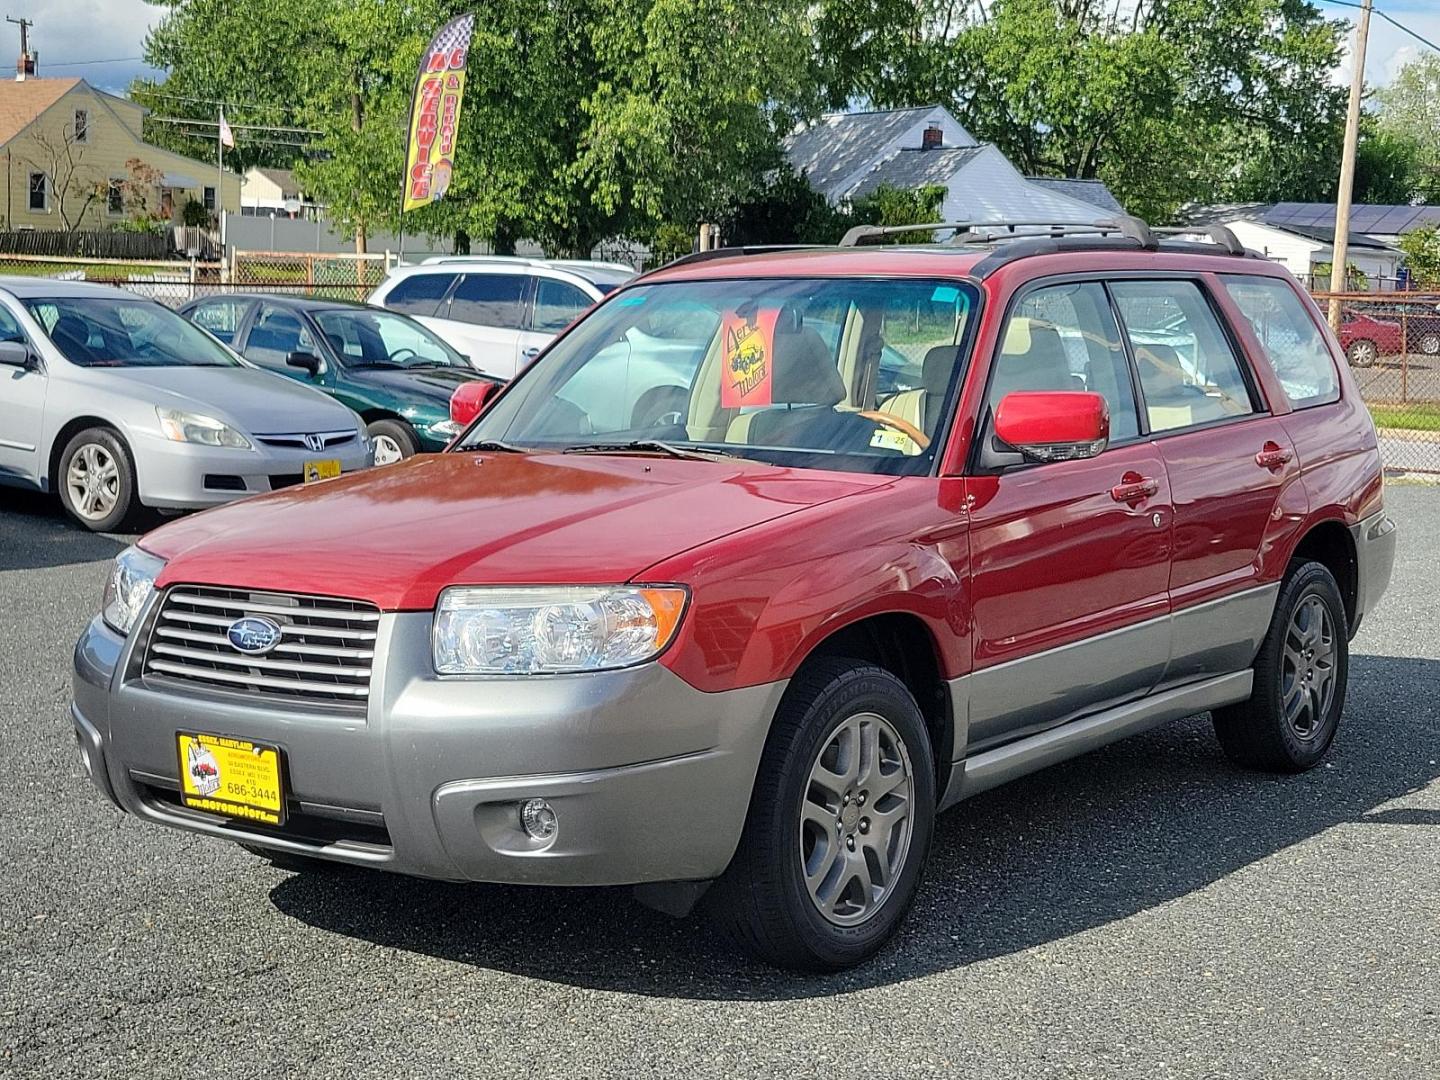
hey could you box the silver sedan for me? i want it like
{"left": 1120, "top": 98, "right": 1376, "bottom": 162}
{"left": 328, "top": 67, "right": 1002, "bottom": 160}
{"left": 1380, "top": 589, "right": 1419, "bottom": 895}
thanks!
{"left": 0, "top": 279, "right": 371, "bottom": 531}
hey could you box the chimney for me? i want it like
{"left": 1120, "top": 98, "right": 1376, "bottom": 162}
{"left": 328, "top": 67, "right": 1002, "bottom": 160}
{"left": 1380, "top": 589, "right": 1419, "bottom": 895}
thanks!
{"left": 921, "top": 124, "right": 943, "bottom": 151}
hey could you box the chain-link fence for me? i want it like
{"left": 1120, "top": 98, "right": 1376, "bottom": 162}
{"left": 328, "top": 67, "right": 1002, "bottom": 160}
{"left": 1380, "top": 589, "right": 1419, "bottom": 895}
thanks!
{"left": 1312, "top": 291, "right": 1440, "bottom": 474}
{"left": 0, "top": 251, "right": 396, "bottom": 308}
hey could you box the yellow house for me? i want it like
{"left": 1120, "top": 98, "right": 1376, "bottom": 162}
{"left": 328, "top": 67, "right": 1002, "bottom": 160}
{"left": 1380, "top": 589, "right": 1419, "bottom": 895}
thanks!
{"left": 0, "top": 77, "right": 240, "bottom": 231}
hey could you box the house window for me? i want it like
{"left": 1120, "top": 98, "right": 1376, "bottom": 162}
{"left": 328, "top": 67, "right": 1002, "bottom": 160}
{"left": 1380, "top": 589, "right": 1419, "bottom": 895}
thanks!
{"left": 74, "top": 108, "right": 89, "bottom": 143}
{"left": 107, "top": 181, "right": 124, "bottom": 216}
{"left": 28, "top": 172, "right": 47, "bottom": 212}
{"left": 203, "top": 186, "right": 216, "bottom": 212}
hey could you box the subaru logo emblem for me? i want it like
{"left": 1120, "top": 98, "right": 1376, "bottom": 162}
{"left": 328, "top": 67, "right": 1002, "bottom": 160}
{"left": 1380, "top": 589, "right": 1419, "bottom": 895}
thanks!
{"left": 304, "top": 433, "right": 325, "bottom": 452}
{"left": 226, "top": 616, "right": 283, "bottom": 655}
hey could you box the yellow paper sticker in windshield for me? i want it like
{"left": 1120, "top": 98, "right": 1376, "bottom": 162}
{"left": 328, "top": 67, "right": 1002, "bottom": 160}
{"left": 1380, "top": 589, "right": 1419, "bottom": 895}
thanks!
{"left": 720, "top": 309, "right": 777, "bottom": 409}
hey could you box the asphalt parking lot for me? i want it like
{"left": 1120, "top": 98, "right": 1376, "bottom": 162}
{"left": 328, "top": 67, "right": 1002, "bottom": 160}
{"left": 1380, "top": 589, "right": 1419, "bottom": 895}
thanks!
{"left": 2, "top": 484, "right": 1437, "bottom": 1079}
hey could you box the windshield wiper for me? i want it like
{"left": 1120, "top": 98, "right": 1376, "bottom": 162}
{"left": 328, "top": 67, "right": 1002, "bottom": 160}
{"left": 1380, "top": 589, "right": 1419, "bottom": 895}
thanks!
{"left": 467, "top": 439, "right": 529, "bottom": 453}
{"left": 561, "top": 439, "right": 739, "bottom": 462}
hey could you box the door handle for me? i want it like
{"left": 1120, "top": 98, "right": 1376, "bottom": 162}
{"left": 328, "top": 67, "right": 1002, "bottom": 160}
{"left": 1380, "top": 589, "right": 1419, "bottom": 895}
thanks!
{"left": 522, "top": 347, "right": 541, "bottom": 359}
{"left": 1110, "top": 472, "right": 1159, "bottom": 504}
{"left": 1255, "top": 442, "right": 1294, "bottom": 470}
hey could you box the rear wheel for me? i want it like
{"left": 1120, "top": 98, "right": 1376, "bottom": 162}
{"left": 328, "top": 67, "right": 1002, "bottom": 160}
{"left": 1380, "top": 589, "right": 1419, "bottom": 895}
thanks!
{"left": 1418, "top": 331, "right": 1440, "bottom": 356}
{"left": 1346, "top": 339, "right": 1378, "bottom": 367}
{"left": 1212, "top": 560, "right": 1348, "bottom": 772}
{"left": 366, "top": 419, "right": 418, "bottom": 465}
{"left": 710, "top": 659, "right": 935, "bottom": 971}
{"left": 57, "top": 427, "right": 137, "bottom": 533}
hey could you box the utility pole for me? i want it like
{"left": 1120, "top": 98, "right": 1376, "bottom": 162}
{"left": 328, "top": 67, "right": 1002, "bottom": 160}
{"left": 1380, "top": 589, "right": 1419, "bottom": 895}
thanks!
{"left": 1328, "top": 0, "right": 1372, "bottom": 330}
{"left": 6, "top": 16, "right": 34, "bottom": 79}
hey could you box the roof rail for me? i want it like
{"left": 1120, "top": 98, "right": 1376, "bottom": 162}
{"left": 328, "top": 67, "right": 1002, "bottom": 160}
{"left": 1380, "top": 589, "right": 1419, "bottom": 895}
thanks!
{"left": 1152, "top": 224, "right": 1247, "bottom": 256}
{"left": 840, "top": 215, "right": 1160, "bottom": 249}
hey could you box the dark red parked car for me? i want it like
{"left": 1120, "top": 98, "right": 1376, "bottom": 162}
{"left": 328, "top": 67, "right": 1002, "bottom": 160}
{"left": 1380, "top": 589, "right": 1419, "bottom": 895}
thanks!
{"left": 1337, "top": 310, "right": 1404, "bottom": 367}
{"left": 75, "top": 218, "right": 1395, "bottom": 971}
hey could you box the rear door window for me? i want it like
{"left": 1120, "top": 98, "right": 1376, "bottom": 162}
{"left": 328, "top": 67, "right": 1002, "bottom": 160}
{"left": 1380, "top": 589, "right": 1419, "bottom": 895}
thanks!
{"left": 448, "top": 273, "right": 527, "bottom": 329}
{"left": 382, "top": 273, "right": 456, "bottom": 317}
{"left": 1110, "top": 280, "right": 1257, "bottom": 433}
{"left": 1220, "top": 275, "right": 1339, "bottom": 409}
{"left": 187, "top": 298, "right": 250, "bottom": 344}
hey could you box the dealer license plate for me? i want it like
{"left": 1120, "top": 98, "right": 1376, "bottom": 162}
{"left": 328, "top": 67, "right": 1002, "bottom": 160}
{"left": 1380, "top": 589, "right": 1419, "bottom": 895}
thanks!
{"left": 176, "top": 732, "right": 286, "bottom": 826}
{"left": 303, "top": 459, "right": 341, "bottom": 483}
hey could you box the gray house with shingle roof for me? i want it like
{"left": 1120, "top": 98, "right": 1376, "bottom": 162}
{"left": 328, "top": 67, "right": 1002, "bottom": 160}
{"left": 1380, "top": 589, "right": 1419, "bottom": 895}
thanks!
{"left": 782, "top": 105, "right": 1125, "bottom": 226}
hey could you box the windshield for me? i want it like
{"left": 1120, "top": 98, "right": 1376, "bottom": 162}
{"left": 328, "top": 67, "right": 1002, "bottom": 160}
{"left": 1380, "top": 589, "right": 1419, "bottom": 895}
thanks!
{"left": 313, "top": 308, "right": 467, "bottom": 369}
{"left": 461, "top": 277, "right": 976, "bottom": 475}
{"left": 26, "top": 296, "right": 241, "bottom": 368}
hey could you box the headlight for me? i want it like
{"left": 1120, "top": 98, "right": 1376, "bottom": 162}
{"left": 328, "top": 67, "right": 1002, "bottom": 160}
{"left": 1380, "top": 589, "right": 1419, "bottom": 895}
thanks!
{"left": 433, "top": 585, "right": 688, "bottom": 675}
{"left": 102, "top": 545, "right": 166, "bottom": 635}
{"left": 156, "top": 408, "right": 252, "bottom": 449}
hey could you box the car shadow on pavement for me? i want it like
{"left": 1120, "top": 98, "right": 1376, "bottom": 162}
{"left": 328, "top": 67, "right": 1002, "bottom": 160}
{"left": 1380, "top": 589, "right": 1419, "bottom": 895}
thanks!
{"left": 268, "top": 652, "right": 1440, "bottom": 1000}
{"left": 0, "top": 488, "right": 131, "bottom": 570}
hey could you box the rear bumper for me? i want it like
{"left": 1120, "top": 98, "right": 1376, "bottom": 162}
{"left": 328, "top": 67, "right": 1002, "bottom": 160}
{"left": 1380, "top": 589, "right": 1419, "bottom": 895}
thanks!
{"left": 72, "top": 609, "right": 784, "bottom": 886}
{"left": 131, "top": 432, "right": 371, "bottom": 509}
{"left": 1350, "top": 507, "right": 1397, "bottom": 634}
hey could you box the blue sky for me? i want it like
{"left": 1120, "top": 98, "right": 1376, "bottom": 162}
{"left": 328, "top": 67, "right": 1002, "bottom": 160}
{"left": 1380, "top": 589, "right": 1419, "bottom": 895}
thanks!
{"left": 28, "top": 0, "right": 1440, "bottom": 97}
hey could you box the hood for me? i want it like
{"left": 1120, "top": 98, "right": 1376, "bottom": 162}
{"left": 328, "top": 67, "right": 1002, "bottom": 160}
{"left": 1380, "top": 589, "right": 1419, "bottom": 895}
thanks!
{"left": 344, "top": 365, "right": 485, "bottom": 408}
{"left": 98, "top": 366, "right": 356, "bottom": 433}
{"left": 142, "top": 452, "right": 888, "bottom": 610}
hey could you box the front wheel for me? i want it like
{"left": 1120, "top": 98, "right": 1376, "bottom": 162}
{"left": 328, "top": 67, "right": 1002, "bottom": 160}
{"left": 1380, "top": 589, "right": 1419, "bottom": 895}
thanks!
{"left": 1212, "top": 561, "right": 1349, "bottom": 772}
{"left": 1418, "top": 331, "right": 1440, "bottom": 356}
{"left": 710, "top": 659, "right": 935, "bottom": 971}
{"left": 366, "top": 419, "right": 418, "bottom": 466}
{"left": 57, "top": 427, "right": 137, "bottom": 532}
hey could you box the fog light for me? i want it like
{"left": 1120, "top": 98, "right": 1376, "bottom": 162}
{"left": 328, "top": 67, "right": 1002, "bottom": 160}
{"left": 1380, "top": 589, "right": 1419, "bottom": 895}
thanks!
{"left": 519, "top": 798, "right": 558, "bottom": 842}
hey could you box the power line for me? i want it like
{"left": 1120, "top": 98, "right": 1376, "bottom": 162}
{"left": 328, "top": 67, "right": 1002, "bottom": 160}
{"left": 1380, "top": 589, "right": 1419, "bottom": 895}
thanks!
{"left": 43, "top": 56, "right": 147, "bottom": 68}
{"left": 148, "top": 116, "right": 322, "bottom": 136}
{"left": 132, "top": 90, "right": 301, "bottom": 116}
{"left": 1317, "top": 0, "right": 1440, "bottom": 54}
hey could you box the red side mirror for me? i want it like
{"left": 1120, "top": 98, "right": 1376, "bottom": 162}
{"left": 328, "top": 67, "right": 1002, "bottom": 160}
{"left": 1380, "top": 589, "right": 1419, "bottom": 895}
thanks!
{"left": 450, "top": 380, "right": 501, "bottom": 427}
{"left": 994, "top": 390, "right": 1109, "bottom": 462}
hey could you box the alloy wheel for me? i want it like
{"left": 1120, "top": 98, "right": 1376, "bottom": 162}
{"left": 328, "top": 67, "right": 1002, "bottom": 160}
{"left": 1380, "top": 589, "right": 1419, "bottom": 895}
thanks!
{"left": 66, "top": 443, "right": 120, "bottom": 522}
{"left": 372, "top": 434, "right": 405, "bottom": 466}
{"left": 799, "top": 711, "right": 915, "bottom": 927}
{"left": 1419, "top": 332, "right": 1440, "bottom": 356}
{"left": 1348, "top": 340, "right": 1377, "bottom": 367}
{"left": 1281, "top": 595, "right": 1337, "bottom": 740}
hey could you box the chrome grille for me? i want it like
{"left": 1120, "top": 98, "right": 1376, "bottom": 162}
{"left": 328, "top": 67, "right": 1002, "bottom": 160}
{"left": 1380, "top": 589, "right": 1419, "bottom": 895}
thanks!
{"left": 144, "top": 587, "right": 378, "bottom": 705}
{"left": 253, "top": 431, "right": 357, "bottom": 450}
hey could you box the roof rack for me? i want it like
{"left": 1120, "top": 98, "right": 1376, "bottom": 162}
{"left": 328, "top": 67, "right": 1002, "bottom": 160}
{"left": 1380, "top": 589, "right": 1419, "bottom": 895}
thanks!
{"left": 840, "top": 215, "right": 1161, "bottom": 249}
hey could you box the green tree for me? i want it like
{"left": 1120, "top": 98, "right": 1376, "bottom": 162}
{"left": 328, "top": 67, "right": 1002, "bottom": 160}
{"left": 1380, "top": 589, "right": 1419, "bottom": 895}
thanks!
{"left": 815, "top": 0, "right": 1347, "bottom": 221}
{"left": 1354, "top": 126, "right": 1424, "bottom": 205}
{"left": 1376, "top": 54, "right": 1440, "bottom": 202}
{"left": 1399, "top": 226, "right": 1440, "bottom": 289}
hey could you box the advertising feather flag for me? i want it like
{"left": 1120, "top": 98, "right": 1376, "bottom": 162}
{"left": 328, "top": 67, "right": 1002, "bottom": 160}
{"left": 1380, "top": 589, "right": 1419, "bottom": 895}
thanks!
{"left": 402, "top": 14, "right": 475, "bottom": 213}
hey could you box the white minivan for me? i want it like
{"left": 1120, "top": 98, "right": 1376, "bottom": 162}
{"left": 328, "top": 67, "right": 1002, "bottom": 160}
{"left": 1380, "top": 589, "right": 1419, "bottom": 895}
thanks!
{"left": 367, "top": 257, "right": 634, "bottom": 379}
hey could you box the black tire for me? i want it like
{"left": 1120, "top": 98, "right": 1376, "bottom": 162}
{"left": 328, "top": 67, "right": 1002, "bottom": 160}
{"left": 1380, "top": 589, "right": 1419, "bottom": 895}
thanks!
{"left": 366, "top": 419, "right": 419, "bottom": 465}
{"left": 1346, "top": 339, "right": 1377, "bottom": 368}
{"left": 1212, "top": 561, "right": 1349, "bottom": 773}
{"left": 56, "top": 427, "right": 138, "bottom": 533}
{"left": 709, "top": 658, "right": 936, "bottom": 971}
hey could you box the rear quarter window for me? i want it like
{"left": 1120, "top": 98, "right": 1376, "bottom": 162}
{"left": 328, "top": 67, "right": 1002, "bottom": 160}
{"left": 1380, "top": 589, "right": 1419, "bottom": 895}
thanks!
{"left": 382, "top": 273, "right": 456, "bottom": 317}
{"left": 1220, "top": 275, "right": 1339, "bottom": 409}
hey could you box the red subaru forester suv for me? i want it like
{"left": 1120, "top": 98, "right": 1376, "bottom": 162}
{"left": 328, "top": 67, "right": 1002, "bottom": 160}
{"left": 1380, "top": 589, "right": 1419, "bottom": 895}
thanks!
{"left": 74, "top": 220, "right": 1395, "bottom": 971}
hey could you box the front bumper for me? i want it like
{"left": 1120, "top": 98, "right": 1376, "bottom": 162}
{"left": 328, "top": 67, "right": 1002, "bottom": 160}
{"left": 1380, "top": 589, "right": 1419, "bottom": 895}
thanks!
{"left": 73, "top": 608, "right": 784, "bottom": 886}
{"left": 1350, "top": 507, "right": 1397, "bottom": 635}
{"left": 131, "top": 432, "right": 372, "bottom": 510}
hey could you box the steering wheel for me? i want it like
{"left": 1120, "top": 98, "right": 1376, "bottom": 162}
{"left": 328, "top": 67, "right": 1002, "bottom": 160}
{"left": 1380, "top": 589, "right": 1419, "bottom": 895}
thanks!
{"left": 388, "top": 347, "right": 419, "bottom": 365}
{"left": 859, "top": 410, "right": 931, "bottom": 451}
